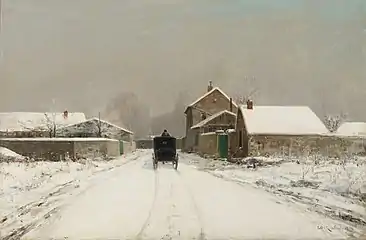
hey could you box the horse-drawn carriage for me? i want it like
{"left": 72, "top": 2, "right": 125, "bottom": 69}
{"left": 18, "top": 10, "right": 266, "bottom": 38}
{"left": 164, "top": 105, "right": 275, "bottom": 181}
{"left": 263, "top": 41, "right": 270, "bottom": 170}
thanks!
{"left": 152, "top": 136, "right": 178, "bottom": 170}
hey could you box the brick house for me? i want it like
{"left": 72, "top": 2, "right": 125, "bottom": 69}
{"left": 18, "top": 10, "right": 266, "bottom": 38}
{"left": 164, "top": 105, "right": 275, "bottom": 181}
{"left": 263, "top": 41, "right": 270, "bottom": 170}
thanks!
{"left": 234, "top": 102, "right": 329, "bottom": 157}
{"left": 183, "top": 82, "right": 237, "bottom": 152}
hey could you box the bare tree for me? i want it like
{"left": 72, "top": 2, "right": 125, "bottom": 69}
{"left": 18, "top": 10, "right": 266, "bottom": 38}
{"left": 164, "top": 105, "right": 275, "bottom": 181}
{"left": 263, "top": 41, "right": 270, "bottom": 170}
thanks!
{"left": 44, "top": 113, "right": 57, "bottom": 137}
{"left": 103, "top": 91, "right": 151, "bottom": 138}
{"left": 323, "top": 113, "right": 347, "bottom": 133}
{"left": 16, "top": 112, "right": 58, "bottom": 137}
{"left": 233, "top": 76, "right": 260, "bottom": 104}
{"left": 96, "top": 112, "right": 102, "bottom": 137}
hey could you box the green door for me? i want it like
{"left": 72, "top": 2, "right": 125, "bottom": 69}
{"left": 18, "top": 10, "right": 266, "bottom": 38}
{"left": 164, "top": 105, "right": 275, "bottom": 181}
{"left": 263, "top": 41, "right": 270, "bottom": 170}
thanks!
{"left": 119, "top": 141, "right": 124, "bottom": 155}
{"left": 217, "top": 134, "right": 228, "bottom": 159}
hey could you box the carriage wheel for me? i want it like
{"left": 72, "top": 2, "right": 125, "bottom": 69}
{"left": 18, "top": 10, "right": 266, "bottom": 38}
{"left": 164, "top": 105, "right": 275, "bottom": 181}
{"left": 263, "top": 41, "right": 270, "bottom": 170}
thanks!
{"left": 153, "top": 159, "right": 158, "bottom": 169}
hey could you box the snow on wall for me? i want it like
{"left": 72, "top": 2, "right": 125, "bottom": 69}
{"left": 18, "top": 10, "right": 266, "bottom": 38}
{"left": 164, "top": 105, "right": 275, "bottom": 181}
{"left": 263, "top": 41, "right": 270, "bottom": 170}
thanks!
{"left": 0, "top": 138, "right": 118, "bottom": 142}
{"left": 0, "top": 138, "right": 120, "bottom": 160}
{"left": 0, "top": 112, "right": 86, "bottom": 131}
{"left": 240, "top": 105, "right": 329, "bottom": 135}
{"left": 247, "top": 134, "right": 365, "bottom": 158}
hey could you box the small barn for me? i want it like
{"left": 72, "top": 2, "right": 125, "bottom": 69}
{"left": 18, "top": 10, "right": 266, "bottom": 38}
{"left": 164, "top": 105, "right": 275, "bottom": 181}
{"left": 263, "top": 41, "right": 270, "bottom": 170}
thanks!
{"left": 235, "top": 102, "right": 329, "bottom": 157}
{"left": 57, "top": 118, "right": 135, "bottom": 154}
{"left": 0, "top": 112, "right": 86, "bottom": 138}
{"left": 57, "top": 117, "right": 134, "bottom": 142}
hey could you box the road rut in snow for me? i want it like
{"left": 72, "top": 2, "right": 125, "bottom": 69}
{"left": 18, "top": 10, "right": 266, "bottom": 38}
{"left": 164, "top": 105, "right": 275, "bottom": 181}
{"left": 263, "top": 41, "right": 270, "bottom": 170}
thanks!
{"left": 2, "top": 155, "right": 142, "bottom": 240}
{"left": 22, "top": 150, "right": 354, "bottom": 239}
{"left": 136, "top": 161, "right": 205, "bottom": 240}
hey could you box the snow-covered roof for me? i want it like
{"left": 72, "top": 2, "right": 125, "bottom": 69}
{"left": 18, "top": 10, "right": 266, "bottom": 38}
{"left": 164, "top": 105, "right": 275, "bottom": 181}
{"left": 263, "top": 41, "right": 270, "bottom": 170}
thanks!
{"left": 238, "top": 105, "right": 329, "bottom": 135}
{"left": 184, "top": 87, "right": 237, "bottom": 113}
{"left": 336, "top": 122, "right": 366, "bottom": 136}
{"left": 0, "top": 112, "right": 86, "bottom": 132}
{"left": 191, "top": 110, "right": 236, "bottom": 129}
{"left": 59, "top": 117, "right": 133, "bottom": 134}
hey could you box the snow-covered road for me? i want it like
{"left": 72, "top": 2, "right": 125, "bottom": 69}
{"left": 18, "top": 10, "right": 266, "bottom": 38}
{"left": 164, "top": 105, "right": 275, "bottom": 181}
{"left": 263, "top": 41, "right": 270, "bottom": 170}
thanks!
{"left": 6, "top": 151, "right": 354, "bottom": 239}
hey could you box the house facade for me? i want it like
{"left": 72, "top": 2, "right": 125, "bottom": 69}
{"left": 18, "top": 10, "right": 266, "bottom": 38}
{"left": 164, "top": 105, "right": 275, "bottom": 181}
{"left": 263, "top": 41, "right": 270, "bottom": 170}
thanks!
{"left": 191, "top": 110, "right": 236, "bottom": 133}
{"left": 183, "top": 83, "right": 237, "bottom": 152}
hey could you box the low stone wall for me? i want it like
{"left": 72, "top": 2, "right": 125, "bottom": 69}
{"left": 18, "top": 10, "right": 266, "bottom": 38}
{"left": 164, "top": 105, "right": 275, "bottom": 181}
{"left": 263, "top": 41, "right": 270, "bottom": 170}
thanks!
{"left": 74, "top": 139, "right": 120, "bottom": 159}
{"left": 197, "top": 132, "right": 218, "bottom": 157}
{"left": 121, "top": 141, "right": 136, "bottom": 154}
{"left": 184, "top": 129, "right": 200, "bottom": 152}
{"left": 0, "top": 138, "right": 74, "bottom": 161}
{"left": 248, "top": 134, "right": 366, "bottom": 158}
{"left": 228, "top": 131, "right": 237, "bottom": 155}
{"left": 0, "top": 138, "right": 120, "bottom": 161}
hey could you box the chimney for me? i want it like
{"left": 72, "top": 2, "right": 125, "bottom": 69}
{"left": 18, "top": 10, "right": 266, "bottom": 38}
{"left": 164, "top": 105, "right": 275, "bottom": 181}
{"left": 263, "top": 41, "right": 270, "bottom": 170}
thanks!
{"left": 207, "top": 80, "right": 213, "bottom": 92}
{"left": 246, "top": 99, "right": 253, "bottom": 109}
{"left": 229, "top": 98, "right": 233, "bottom": 112}
{"left": 63, "top": 110, "right": 68, "bottom": 119}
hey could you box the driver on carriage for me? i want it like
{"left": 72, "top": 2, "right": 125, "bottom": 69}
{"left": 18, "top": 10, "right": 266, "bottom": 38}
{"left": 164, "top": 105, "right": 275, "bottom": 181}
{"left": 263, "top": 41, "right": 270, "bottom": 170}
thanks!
{"left": 161, "top": 129, "right": 171, "bottom": 137}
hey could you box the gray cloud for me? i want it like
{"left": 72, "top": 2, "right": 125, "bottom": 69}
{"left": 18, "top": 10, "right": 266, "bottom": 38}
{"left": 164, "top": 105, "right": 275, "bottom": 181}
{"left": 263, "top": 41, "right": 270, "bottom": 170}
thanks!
{"left": 1, "top": 0, "right": 365, "bottom": 125}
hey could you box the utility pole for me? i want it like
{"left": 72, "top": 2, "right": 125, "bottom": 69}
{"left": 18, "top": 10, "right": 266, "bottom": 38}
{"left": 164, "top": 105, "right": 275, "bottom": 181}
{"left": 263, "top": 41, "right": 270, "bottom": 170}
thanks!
{"left": 0, "top": 0, "right": 3, "bottom": 62}
{"left": 52, "top": 99, "right": 57, "bottom": 137}
{"left": 98, "top": 111, "right": 102, "bottom": 137}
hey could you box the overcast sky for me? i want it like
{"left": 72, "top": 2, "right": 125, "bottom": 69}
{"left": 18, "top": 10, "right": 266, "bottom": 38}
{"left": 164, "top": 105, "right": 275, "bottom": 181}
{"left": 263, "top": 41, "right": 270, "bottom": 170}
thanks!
{"left": 1, "top": 0, "right": 365, "bottom": 119}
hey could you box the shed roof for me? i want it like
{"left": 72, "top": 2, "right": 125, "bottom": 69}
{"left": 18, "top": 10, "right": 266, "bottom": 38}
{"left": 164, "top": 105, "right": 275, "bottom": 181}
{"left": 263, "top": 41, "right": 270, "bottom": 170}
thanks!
{"left": 238, "top": 105, "right": 328, "bottom": 135}
{"left": 58, "top": 117, "right": 134, "bottom": 134}
{"left": 336, "top": 122, "right": 366, "bottom": 136}
{"left": 191, "top": 110, "right": 236, "bottom": 129}
{"left": 0, "top": 112, "right": 86, "bottom": 132}
{"left": 184, "top": 87, "right": 237, "bottom": 114}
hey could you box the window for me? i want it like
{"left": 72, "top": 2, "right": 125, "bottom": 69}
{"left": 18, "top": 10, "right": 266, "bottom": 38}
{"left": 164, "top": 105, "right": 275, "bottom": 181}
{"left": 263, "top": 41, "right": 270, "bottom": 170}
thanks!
{"left": 239, "top": 130, "right": 243, "bottom": 147}
{"left": 201, "top": 113, "right": 207, "bottom": 120}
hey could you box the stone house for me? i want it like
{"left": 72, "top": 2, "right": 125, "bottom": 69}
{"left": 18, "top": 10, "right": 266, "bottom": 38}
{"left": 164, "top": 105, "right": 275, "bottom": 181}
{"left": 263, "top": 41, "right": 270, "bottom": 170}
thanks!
{"left": 183, "top": 82, "right": 237, "bottom": 151}
{"left": 0, "top": 111, "right": 86, "bottom": 138}
{"left": 234, "top": 102, "right": 330, "bottom": 157}
{"left": 191, "top": 110, "right": 236, "bottom": 156}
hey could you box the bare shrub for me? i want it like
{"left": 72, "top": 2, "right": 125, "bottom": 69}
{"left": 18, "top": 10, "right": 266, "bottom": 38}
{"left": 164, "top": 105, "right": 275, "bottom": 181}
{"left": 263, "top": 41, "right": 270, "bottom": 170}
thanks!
{"left": 323, "top": 113, "right": 347, "bottom": 133}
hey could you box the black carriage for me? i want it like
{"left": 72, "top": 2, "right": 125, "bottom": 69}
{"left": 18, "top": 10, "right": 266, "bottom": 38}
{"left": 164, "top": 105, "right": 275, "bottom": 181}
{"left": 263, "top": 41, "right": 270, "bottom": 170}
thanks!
{"left": 152, "top": 136, "right": 178, "bottom": 169}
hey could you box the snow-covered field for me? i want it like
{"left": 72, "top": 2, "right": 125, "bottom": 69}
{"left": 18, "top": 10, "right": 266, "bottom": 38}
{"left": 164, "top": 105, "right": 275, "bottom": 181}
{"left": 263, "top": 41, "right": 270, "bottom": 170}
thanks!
{"left": 1, "top": 149, "right": 365, "bottom": 239}
{"left": 182, "top": 153, "right": 366, "bottom": 235}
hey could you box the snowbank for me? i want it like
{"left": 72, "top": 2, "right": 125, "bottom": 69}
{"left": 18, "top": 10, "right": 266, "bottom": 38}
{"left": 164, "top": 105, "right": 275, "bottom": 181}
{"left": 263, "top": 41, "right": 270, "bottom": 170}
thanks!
{"left": 0, "top": 147, "right": 25, "bottom": 162}
{"left": 181, "top": 152, "right": 366, "bottom": 231}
